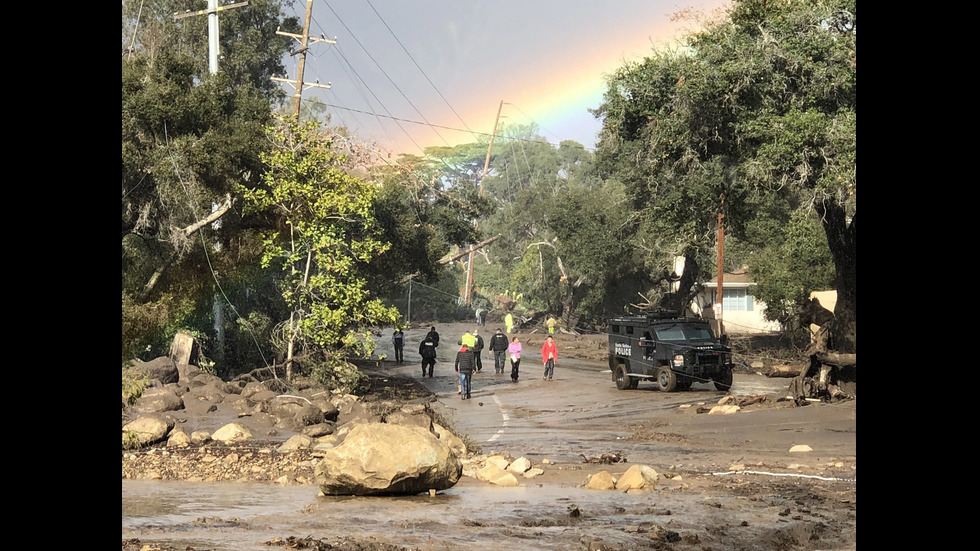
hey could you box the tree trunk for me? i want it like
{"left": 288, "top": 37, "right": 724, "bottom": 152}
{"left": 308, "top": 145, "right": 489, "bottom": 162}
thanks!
{"left": 816, "top": 200, "right": 856, "bottom": 354}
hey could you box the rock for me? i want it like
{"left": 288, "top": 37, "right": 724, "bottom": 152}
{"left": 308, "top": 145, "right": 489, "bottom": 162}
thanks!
{"left": 133, "top": 387, "right": 184, "bottom": 413}
{"left": 432, "top": 423, "right": 466, "bottom": 457}
{"left": 615, "top": 464, "right": 659, "bottom": 491}
{"left": 507, "top": 457, "right": 531, "bottom": 474}
{"left": 789, "top": 444, "right": 813, "bottom": 453}
{"left": 278, "top": 434, "right": 313, "bottom": 451}
{"left": 190, "top": 430, "right": 212, "bottom": 445}
{"left": 708, "top": 404, "right": 740, "bottom": 415}
{"left": 475, "top": 463, "right": 520, "bottom": 487}
{"left": 167, "top": 428, "right": 191, "bottom": 447}
{"left": 314, "top": 423, "right": 461, "bottom": 495}
{"left": 212, "top": 422, "right": 254, "bottom": 444}
{"left": 385, "top": 409, "right": 432, "bottom": 432}
{"left": 123, "top": 414, "right": 175, "bottom": 447}
{"left": 586, "top": 470, "right": 616, "bottom": 490}
{"left": 301, "top": 422, "right": 335, "bottom": 438}
{"left": 130, "top": 357, "right": 180, "bottom": 385}
{"left": 485, "top": 455, "right": 510, "bottom": 469}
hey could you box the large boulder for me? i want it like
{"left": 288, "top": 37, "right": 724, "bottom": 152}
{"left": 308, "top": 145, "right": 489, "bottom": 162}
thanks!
{"left": 133, "top": 387, "right": 184, "bottom": 413}
{"left": 131, "top": 357, "right": 180, "bottom": 385}
{"left": 314, "top": 422, "right": 461, "bottom": 496}
{"left": 123, "top": 413, "right": 176, "bottom": 447}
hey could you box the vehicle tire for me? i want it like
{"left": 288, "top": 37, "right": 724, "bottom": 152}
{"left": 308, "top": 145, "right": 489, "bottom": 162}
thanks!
{"left": 656, "top": 366, "right": 677, "bottom": 392}
{"left": 713, "top": 368, "right": 733, "bottom": 391}
{"left": 615, "top": 363, "right": 632, "bottom": 390}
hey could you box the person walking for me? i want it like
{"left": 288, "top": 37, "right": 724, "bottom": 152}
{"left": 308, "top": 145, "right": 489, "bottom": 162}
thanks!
{"left": 475, "top": 308, "right": 484, "bottom": 326}
{"left": 505, "top": 313, "right": 514, "bottom": 335}
{"left": 459, "top": 330, "right": 476, "bottom": 348}
{"left": 508, "top": 336, "right": 522, "bottom": 383}
{"left": 454, "top": 343, "right": 476, "bottom": 400}
{"left": 418, "top": 333, "right": 437, "bottom": 378}
{"left": 391, "top": 327, "right": 405, "bottom": 364}
{"left": 473, "top": 329, "right": 485, "bottom": 372}
{"left": 489, "top": 328, "right": 509, "bottom": 374}
{"left": 546, "top": 316, "right": 557, "bottom": 335}
{"left": 541, "top": 335, "right": 558, "bottom": 381}
{"left": 425, "top": 326, "right": 440, "bottom": 348}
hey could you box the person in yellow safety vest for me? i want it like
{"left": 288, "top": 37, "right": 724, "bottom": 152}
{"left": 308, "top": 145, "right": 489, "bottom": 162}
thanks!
{"left": 459, "top": 330, "right": 476, "bottom": 348}
{"left": 546, "top": 316, "right": 556, "bottom": 335}
{"left": 505, "top": 313, "right": 514, "bottom": 334}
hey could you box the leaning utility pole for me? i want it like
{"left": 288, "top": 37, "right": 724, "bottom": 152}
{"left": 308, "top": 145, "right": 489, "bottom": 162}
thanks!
{"left": 464, "top": 100, "right": 504, "bottom": 306}
{"left": 272, "top": 0, "right": 335, "bottom": 118}
{"left": 173, "top": 1, "right": 249, "bottom": 74}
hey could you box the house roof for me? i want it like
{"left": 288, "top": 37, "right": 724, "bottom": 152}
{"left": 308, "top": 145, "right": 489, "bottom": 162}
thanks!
{"left": 702, "top": 268, "right": 753, "bottom": 288}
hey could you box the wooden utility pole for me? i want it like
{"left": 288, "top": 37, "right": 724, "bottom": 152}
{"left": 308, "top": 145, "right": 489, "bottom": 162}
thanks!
{"left": 174, "top": 1, "right": 249, "bottom": 74}
{"left": 715, "top": 208, "right": 725, "bottom": 337}
{"left": 272, "top": 0, "right": 335, "bottom": 118}
{"left": 464, "top": 100, "right": 504, "bottom": 306}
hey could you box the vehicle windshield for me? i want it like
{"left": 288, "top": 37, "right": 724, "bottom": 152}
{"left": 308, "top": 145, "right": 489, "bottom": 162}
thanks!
{"left": 653, "top": 323, "right": 715, "bottom": 342}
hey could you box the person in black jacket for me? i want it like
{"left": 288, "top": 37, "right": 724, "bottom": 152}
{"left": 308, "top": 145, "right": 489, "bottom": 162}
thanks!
{"left": 418, "top": 334, "right": 437, "bottom": 377}
{"left": 472, "top": 329, "right": 485, "bottom": 372}
{"left": 488, "top": 328, "right": 509, "bottom": 374}
{"left": 454, "top": 343, "right": 476, "bottom": 399}
{"left": 425, "top": 326, "right": 440, "bottom": 348}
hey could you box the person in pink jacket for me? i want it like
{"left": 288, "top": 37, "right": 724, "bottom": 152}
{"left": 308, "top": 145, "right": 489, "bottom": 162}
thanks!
{"left": 508, "top": 336, "right": 522, "bottom": 383}
{"left": 541, "top": 335, "right": 557, "bottom": 381}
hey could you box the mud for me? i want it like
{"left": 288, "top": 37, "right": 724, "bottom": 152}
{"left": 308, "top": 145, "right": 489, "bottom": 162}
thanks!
{"left": 122, "top": 322, "right": 856, "bottom": 550}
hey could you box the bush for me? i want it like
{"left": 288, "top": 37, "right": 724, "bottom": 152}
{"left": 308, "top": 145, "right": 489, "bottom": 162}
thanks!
{"left": 122, "top": 368, "right": 148, "bottom": 407}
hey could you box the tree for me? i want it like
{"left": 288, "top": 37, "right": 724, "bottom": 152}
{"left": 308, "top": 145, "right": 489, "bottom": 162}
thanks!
{"left": 594, "top": 0, "right": 855, "bottom": 352}
{"left": 239, "top": 116, "right": 400, "bottom": 387}
{"left": 121, "top": 1, "right": 302, "bottom": 364}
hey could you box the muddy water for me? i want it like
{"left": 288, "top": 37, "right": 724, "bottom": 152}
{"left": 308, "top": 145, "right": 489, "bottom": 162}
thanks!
{"left": 122, "top": 477, "right": 717, "bottom": 550}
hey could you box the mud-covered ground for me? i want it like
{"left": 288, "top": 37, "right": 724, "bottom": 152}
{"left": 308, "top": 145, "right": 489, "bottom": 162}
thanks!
{"left": 122, "top": 322, "right": 855, "bottom": 551}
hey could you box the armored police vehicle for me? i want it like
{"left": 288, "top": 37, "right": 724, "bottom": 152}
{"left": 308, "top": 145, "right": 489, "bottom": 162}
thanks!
{"left": 608, "top": 310, "right": 734, "bottom": 392}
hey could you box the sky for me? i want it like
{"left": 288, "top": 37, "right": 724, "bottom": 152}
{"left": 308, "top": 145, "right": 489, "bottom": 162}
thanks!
{"left": 279, "top": 0, "right": 731, "bottom": 156}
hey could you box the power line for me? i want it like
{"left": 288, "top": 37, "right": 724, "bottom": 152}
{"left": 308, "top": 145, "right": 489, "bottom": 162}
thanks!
{"left": 364, "top": 0, "right": 478, "bottom": 141}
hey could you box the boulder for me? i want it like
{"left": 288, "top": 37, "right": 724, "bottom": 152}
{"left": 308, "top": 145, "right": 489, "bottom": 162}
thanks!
{"left": 507, "top": 457, "right": 532, "bottom": 474}
{"left": 614, "top": 464, "right": 659, "bottom": 491}
{"left": 123, "top": 414, "right": 175, "bottom": 447}
{"left": 131, "top": 357, "right": 180, "bottom": 385}
{"left": 586, "top": 470, "right": 616, "bottom": 490}
{"left": 432, "top": 423, "right": 466, "bottom": 457}
{"left": 212, "top": 422, "right": 254, "bottom": 444}
{"left": 133, "top": 387, "right": 184, "bottom": 413}
{"left": 314, "top": 422, "right": 461, "bottom": 496}
{"left": 278, "top": 434, "right": 313, "bottom": 451}
{"left": 167, "top": 428, "right": 191, "bottom": 447}
{"left": 475, "top": 463, "right": 519, "bottom": 487}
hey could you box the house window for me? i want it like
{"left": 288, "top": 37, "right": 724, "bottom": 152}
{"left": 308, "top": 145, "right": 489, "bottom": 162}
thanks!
{"left": 721, "top": 289, "right": 753, "bottom": 311}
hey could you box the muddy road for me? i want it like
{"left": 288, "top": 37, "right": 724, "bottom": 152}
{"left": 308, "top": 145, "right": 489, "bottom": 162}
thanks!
{"left": 122, "top": 322, "right": 856, "bottom": 550}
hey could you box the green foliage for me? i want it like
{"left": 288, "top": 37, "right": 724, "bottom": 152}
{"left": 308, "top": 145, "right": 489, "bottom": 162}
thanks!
{"left": 239, "top": 116, "right": 400, "bottom": 369}
{"left": 122, "top": 431, "right": 144, "bottom": 451}
{"left": 306, "top": 358, "right": 371, "bottom": 396}
{"left": 747, "top": 209, "right": 835, "bottom": 322}
{"left": 122, "top": 369, "right": 149, "bottom": 407}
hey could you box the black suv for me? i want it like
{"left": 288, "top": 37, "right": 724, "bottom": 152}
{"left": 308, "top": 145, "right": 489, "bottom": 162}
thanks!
{"left": 608, "top": 311, "right": 734, "bottom": 392}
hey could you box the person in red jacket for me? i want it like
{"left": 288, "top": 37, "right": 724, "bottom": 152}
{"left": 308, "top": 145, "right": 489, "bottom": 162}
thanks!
{"left": 541, "top": 335, "right": 558, "bottom": 381}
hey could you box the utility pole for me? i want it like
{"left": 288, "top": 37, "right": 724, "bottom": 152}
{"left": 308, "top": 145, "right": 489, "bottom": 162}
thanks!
{"left": 464, "top": 100, "right": 504, "bottom": 306}
{"left": 715, "top": 205, "right": 725, "bottom": 338}
{"left": 174, "top": 1, "right": 249, "bottom": 74}
{"left": 272, "top": 0, "right": 335, "bottom": 118}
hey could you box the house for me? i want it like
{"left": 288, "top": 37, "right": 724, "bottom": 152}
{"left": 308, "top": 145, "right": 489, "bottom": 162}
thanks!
{"left": 691, "top": 268, "right": 782, "bottom": 335}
